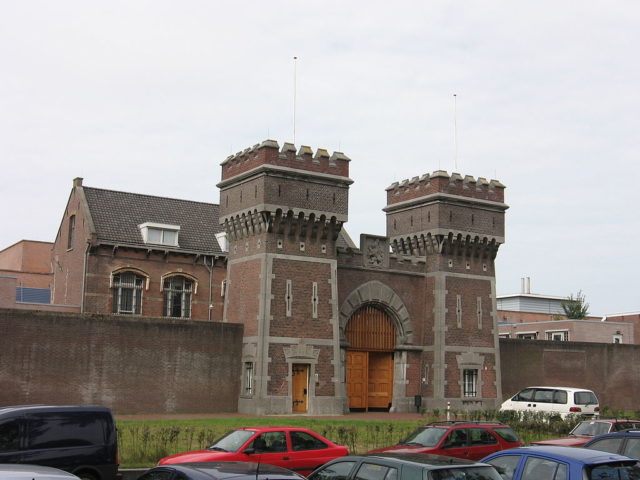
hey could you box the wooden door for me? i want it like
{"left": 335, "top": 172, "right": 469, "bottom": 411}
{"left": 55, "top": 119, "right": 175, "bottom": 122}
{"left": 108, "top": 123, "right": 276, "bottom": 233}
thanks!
{"left": 347, "top": 351, "right": 368, "bottom": 409}
{"left": 346, "top": 305, "right": 396, "bottom": 410}
{"left": 292, "top": 364, "right": 309, "bottom": 413}
{"left": 368, "top": 352, "right": 393, "bottom": 409}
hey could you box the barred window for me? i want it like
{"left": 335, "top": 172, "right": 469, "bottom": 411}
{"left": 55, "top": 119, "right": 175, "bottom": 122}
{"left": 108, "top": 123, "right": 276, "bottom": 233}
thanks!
{"left": 163, "top": 276, "right": 193, "bottom": 318}
{"left": 244, "top": 362, "right": 254, "bottom": 396}
{"left": 463, "top": 369, "right": 478, "bottom": 397}
{"left": 547, "top": 330, "right": 569, "bottom": 341}
{"left": 112, "top": 272, "right": 143, "bottom": 315}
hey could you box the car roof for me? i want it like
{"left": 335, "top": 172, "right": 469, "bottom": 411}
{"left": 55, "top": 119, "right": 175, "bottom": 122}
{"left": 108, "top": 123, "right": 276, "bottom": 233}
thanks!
{"left": 157, "top": 462, "right": 305, "bottom": 479}
{"left": 332, "top": 453, "right": 488, "bottom": 468}
{"left": 0, "top": 464, "right": 80, "bottom": 478}
{"left": 490, "top": 446, "right": 634, "bottom": 464}
{"left": 582, "top": 419, "right": 640, "bottom": 423}
{"left": 424, "top": 421, "right": 510, "bottom": 428}
{"left": 0, "top": 405, "right": 112, "bottom": 415}
{"left": 588, "top": 430, "right": 640, "bottom": 439}
{"left": 234, "top": 426, "right": 316, "bottom": 432}
{"left": 523, "top": 386, "right": 596, "bottom": 393}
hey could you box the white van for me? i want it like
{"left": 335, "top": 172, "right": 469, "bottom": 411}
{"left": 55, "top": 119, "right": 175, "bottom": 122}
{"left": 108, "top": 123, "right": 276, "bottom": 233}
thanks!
{"left": 500, "top": 386, "right": 600, "bottom": 419}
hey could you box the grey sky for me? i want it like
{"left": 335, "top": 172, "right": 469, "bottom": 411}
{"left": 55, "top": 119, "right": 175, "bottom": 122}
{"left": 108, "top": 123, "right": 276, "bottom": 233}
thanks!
{"left": 1, "top": 1, "right": 638, "bottom": 316}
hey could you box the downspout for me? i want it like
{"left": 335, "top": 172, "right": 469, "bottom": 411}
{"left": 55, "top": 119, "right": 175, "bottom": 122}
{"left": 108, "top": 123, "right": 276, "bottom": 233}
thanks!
{"left": 203, "top": 256, "right": 213, "bottom": 321}
{"left": 80, "top": 240, "right": 91, "bottom": 313}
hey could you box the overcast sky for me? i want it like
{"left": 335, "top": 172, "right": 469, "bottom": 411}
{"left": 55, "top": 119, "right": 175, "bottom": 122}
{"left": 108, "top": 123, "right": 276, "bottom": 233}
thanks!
{"left": 1, "top": 1, "right": 638, "bottom": 316}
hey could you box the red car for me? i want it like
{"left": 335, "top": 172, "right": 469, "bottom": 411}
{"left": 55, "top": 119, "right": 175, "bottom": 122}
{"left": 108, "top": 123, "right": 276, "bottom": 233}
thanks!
{"left": 532, "top": 419, "right": 640, "bottom": 447}
{"left": 158, "top": 427, "right": 349, "bottom": 476}
{"left": 367, "top": 421, "right": 523, "bottom": 461}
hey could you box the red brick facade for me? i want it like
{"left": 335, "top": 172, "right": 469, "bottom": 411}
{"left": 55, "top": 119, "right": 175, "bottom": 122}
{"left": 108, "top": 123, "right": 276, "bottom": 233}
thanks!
{"left": 218, "top": 140, "right": 507, "bottom": 414}
{"left": 4, "top": 139, "right": 509, "bottom": 415}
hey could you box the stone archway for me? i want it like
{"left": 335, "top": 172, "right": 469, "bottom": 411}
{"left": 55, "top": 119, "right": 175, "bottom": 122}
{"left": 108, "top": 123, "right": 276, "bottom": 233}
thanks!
{"left": 339, "top": 281, "right": 413, "bottom": 411}
{"left": 339, "top": 281, "right": 412, "bottom": 345}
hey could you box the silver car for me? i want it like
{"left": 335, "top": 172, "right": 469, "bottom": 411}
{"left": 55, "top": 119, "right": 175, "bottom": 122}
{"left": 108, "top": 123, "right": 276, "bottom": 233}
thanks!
{"left": 0, "top": 464, "right": 80, "bottom": 479}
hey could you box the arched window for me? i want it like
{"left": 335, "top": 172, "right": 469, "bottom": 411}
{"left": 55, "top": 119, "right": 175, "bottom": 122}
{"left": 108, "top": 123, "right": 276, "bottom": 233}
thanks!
{"left": 163, "top": 276, "right": 193, "bottom": 318}
{"left": 112, "top": 271, "right": 144, "bottom": 315}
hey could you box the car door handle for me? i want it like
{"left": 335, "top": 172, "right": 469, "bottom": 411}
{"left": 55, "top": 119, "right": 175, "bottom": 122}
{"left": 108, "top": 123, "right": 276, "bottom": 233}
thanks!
{"left": 283, "top": 456, "right": 290, "bottom": 460}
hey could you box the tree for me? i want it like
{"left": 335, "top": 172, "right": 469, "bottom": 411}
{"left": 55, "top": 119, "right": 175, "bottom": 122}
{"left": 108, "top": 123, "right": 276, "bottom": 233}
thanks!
{"left": 562, "top": 290, "right": 590, "bottom": 319}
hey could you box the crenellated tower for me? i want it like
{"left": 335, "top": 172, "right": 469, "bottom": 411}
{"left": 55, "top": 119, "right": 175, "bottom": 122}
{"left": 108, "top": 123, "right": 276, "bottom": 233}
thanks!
{"left": 218, "top": 139, "right": 353, "bottom": 415}
{"left": 384, "top": 170, "right": 508, "bottom": 409}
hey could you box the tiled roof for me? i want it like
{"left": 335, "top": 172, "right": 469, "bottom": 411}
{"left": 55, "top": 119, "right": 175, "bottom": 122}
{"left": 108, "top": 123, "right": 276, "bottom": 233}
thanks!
{"left": 83, "top": 187, "right": 223, "bottom": 254}
{"left": 337, "top": 229, "right": 357, "bottom": 249}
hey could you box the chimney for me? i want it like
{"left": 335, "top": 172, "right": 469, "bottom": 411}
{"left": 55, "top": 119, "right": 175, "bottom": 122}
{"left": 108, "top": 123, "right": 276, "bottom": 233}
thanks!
{"left": 526, "top": 277, "right": 531, "bottom": 294}
{"left": 73, "top": 177, "right": 83, "bottom": 187}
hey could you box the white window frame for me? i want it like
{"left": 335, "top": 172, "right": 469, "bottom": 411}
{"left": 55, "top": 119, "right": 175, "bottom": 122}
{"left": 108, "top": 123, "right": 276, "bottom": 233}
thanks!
{"left": 517, "top": 331, "right": 538, "bottom": 340}
{"left": 215, "top": 232, "right": 228, "bottom": 252}
{"left": 546, "top": 330, "right": 569, "bottom": 341}
{"left": 163, "top": 275, "right": 194, "bottom": 318}
{"left": 463, "top": 369, "right": 478, "bottom": 397}
{"left": 139, "top": 222, "right": 180, "bottom": 247}
{"left": 112, "top": 271, "right": 145, "bottom": 315}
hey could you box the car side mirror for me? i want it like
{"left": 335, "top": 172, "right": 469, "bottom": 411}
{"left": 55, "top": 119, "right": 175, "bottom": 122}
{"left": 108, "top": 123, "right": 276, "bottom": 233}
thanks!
{"left": 244, "top": 448, "right": 255, "bottom": 455}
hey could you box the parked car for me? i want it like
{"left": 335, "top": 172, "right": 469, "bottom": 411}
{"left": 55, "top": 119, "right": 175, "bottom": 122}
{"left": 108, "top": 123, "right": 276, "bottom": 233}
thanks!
{"left": 500, "top": 386, "right": 600, "bottom": 419}
{"left": 158, "top": 427, "right": 349, "bottom": 476}
{"left": 137, "top": 462, "right": 305, "bottom": 480}
{"left": 584, "top": 429, "right": 640, "bottom": 459}
{"left": 308, "top": 453, "right": 502, "bottom": 480}
{"left": 0, "top": 464, "right": 80, "bottom": 479}
{"left": 0, "top": 405, "right": 118, "bottom": 480}
{"left": 482, "top": 445, "right": 640, "bottom": 480}
{"left": 367, "top": 421, "right": 523, "bottom": 461}
{"left": 532, "top": 418, "right": 640, "bottom": 447}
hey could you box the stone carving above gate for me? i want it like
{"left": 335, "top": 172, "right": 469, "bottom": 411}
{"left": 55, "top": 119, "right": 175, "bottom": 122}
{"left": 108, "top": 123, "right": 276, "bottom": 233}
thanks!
{"left": 362, "top": 234, "right": 389, "bottom": 269}
{"left": 283, "top": 340, "right": 320, "bottom": 362}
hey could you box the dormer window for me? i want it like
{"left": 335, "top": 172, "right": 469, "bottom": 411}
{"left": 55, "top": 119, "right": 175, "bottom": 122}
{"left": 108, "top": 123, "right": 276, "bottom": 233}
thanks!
{"left": 139, "top": 222, "right": 180, "bottom": 246}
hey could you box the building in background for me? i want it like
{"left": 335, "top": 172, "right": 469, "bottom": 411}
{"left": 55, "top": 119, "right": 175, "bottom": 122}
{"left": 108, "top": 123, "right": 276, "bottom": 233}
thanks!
{"left": 497, "top": 278, "right": 633, "bottom": 343}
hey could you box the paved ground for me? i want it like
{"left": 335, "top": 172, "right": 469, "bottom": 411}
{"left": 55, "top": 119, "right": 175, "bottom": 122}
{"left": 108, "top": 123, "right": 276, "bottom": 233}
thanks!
{"left": 116, "top": 411, "right": 427, "bottom": 422}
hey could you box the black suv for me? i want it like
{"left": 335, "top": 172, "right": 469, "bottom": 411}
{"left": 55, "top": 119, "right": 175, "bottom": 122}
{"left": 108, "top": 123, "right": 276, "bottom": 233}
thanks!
{"left": 0, "top": 405, "right": 119, "bottom": 480}
{"left": 308, "top": 453, "right": 502, "bottom": 480}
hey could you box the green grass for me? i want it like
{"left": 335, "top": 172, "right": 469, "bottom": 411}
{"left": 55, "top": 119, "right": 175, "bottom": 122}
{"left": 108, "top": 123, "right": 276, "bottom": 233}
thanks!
{"left": 116, "top": 411, "right": 582, "bottom": 469}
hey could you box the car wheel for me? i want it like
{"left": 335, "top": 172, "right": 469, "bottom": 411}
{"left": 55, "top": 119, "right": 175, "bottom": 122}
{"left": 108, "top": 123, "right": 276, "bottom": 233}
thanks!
{"left": 76, "top": 472, "right": 99, "bottom": 480}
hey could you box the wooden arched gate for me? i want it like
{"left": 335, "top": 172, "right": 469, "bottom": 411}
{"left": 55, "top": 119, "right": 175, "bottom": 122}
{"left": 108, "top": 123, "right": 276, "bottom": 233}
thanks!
{"left": 346, "top": 305, "right": 396, "bottom": 410}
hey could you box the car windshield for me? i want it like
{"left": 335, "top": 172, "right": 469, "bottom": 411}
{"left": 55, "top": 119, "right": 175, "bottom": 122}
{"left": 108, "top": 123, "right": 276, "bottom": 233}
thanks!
{"left": 574, "top": 391, "right": 598, "bottom": 405}
{"left": 208, "top": 429, "right": 256, "bottom": 452}
{"left": 492, "top": 427, "right": 521, "bottom": 443}
{"left": 401, "top": 427, "right": 447, "bottom": 447}
{"left": 572, "top": 421, "right": 611, "bottom": 436}
{"left": 586, "top": 461, "right": 640, "bottom": 479}
{"left": 429, "top": 466, "right": 503, "bottom": 480}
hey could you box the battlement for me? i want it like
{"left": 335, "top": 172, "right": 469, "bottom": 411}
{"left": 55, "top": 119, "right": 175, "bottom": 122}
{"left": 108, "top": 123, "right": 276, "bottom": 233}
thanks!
{"left": 386, "top": 170, "right": 505, "bottom": 205}
{"left": 220, "top": 139, "right": 350, "bottom": 181}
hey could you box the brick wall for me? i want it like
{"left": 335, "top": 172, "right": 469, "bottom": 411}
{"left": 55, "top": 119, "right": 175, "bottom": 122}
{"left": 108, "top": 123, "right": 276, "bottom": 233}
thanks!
{"left": 500, "top": 338, "right": 640, "bottom": 411}
{"left": 0, "top": 308, "right": 243, "bottom": 413}
{"left": 82, "top": 246, "right": 226, "bottom": 320}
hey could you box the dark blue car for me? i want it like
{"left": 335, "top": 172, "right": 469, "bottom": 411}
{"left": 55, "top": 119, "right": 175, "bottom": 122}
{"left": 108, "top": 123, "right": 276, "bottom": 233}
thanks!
{"left": 482, "top": 445, "right": 640, "bottom": 480}
{"left": 584, "top": 429, "right": 640, "bottom": 459}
